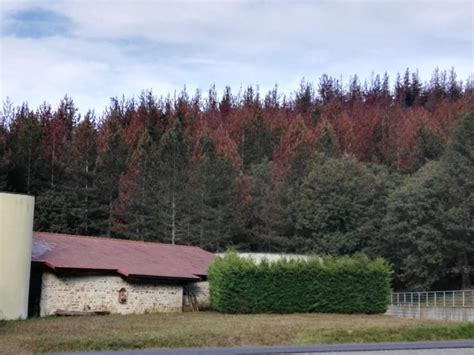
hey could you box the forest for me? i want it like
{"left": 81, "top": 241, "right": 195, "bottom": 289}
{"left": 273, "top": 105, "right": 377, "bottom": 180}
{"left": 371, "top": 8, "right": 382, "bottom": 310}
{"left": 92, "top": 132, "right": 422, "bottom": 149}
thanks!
{"left": 0, "top": 68, "right": 473, "bottom": 291}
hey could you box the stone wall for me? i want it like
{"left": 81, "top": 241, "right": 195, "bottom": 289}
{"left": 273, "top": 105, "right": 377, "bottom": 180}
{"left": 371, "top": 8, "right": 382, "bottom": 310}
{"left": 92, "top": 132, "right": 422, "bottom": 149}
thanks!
{"left": 184, "top": 281, "right": 210, "bottom": 310}
{"left": 40, "top": 271, "right": 183, "bottom": 316}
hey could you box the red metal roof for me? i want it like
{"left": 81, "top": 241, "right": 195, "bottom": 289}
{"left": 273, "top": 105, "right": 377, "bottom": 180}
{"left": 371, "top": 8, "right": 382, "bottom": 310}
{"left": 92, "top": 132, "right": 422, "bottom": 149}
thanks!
{"left": 32, "top": 232, "right": 215, "bottom": 281}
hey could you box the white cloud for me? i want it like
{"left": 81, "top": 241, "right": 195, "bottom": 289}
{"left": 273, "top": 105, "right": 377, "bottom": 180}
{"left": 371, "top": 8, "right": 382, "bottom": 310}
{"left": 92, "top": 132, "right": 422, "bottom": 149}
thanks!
{"left": 0, "top": 0, "right": 472, "bottom": 113}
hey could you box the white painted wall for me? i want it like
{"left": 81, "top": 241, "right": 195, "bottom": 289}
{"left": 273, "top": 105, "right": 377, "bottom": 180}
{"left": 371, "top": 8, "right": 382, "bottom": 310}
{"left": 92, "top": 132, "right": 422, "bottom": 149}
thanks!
{"left": 216, "top": 252, "right": 310, "bottom": 263}
{"left": 0, "top": 193, "right": 35, "bottom": 320}
{"left": 387, "top": 305, "right": 474, "bottom": 322}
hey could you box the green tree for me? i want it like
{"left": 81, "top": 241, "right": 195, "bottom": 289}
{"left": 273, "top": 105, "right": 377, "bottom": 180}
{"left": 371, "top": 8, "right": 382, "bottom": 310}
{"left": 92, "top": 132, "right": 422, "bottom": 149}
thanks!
{"left": 191, "top": 137, "right": 243, "bottom": 251}
{"left": 318, "top": 123, "right": 340, "bottom": 157}
{"left": 35, "top": 189, "right": 71, "bottom": 232}
{"left": 0, "top": 151, "right": 7, "bottom": 191}
{"left": 154, "top": 112, "right": 193, "bottom": 244}
{"left": 7, "top": 104, "right": 45, "bottom": 194}
{"left": 66, "top": 113, "right": 100, "bottom": 235}
{"left": 383, "top": 111, "right": 474, "bottom": 290}
{"left": 95, "top": 112, "right": 128, "bottom": 237}
{"left": 239, "top": 114, "right": 275, "bottom": 168}
{"left": 411, "top": 127, "right": 445, "bottom": 172}
{"left": 0, "top": 124, "right": 8, "bottom": 191}
{"left": 120, "top": 125, "right": 159, "bottom": 241}
{"left": 295, "top": 155, "right": 389, "bottom": 255}
{"left": 440, "top": 111, "right": 474, "bottom": 288}
{"left": 278, "top": 145, "right": 318, "bottom": 251}
{"left": 384, "top": 162, "right": 454, "bottom": 290}
{"left": 245, "top": 161, "right": 288, "bottom": 251}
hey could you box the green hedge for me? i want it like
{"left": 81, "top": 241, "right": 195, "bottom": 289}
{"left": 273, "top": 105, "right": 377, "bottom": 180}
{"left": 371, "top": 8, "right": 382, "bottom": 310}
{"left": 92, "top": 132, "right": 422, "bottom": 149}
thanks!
{"left": 208, "top": 252, "right": 392, "bottom": 314}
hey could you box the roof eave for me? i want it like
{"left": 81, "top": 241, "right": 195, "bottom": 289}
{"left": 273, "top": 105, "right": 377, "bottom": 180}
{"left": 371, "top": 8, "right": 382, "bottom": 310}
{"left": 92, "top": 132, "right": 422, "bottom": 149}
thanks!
{"left": 32, "top": 262, "right": 201, "bottom": 281}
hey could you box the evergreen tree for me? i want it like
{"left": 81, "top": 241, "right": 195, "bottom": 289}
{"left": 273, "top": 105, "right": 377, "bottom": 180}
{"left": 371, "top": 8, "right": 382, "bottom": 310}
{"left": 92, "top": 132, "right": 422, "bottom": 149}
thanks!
{"left": 295, "top": 155, "right": 389, "bottom": 255}
{"left": 0, "top": 152, "right": 7, "bottom": 191}
{"left": 123, "top": 132, "right": 157, "bottom": 241}
{"left": 239, "top": 113, "right": 274, "bottom": 168}
{"left": 441, "top": 111, "right": 474, "bottom": 288}
{"left": 67, "top": 112, "right": 100, "bottom": 235}
{"left": 7, "top": 104, "right": 45, "bottom": 194}
{"left": 0, "top": 124, "right": 8, "bottom": 191}
{"left": 318, "top": 123, "right": 340, "bottom": 157}
{"left": 43, "top": 97, "right": 76, "bottom": 189}
{"left": 278, "top": 144, "right": 316, "bottom": 248}
{"left": 245, "top": 161, "right": 288, "bottom": 251}
{"left": 384, "top": 112, "right": 474, "bottom": 290}
{"left": 154, "top": 110, "right": 193, "bottom": 244}
{"left": 412, "top": 127, "right": 445, "bottom": 172}
{"left": 384, "top": 162, "right": 454, "bottom": 290}
{"left": 119, "top": 125, "right": 159, "bottom": 240}
{"left": 294, "top": 80, "right": 314, "bottom": 113}
{"left": 95, "top": 108, "right": 128, "bottom": 237}
{"left": 191, "top": 137, "right": 243, "bottom": 251}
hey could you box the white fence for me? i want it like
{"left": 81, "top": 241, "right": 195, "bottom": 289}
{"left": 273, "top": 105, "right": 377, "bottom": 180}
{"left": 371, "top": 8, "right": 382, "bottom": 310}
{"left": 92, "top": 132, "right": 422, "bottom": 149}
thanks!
{"left": 391, "top": 290, "right": 474, "bottom": 308}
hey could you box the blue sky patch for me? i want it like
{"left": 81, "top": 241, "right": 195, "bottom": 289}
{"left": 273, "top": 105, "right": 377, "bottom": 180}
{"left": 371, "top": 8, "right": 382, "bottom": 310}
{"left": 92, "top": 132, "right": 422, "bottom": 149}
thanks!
{"left": 2, "top": 8, "right": 73, "bottom": 38}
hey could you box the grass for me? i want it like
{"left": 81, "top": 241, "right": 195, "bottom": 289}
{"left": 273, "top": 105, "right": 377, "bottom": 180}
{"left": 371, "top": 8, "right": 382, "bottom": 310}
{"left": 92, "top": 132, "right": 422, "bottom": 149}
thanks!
{"left": 0, "top": 312, "right": 473, "bottom": 353}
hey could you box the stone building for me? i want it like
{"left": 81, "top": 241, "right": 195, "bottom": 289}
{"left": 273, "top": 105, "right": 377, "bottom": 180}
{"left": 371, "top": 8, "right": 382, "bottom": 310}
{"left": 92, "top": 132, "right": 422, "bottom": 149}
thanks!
{"left": 29, "top": 232, "right": 214, "bottom": 317}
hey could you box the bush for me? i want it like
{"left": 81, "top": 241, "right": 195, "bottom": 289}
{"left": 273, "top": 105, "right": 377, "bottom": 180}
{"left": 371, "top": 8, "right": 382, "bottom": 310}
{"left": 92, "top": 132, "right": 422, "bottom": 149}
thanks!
{"left": 208, "top": 252, "right": 392, "bottom": 314}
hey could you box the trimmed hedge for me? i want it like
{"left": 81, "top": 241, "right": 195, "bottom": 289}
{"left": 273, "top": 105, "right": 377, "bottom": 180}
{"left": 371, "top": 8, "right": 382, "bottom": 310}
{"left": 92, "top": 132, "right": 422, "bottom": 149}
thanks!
{"left": 208, "top": 252, "right": 392, "bottom": 314}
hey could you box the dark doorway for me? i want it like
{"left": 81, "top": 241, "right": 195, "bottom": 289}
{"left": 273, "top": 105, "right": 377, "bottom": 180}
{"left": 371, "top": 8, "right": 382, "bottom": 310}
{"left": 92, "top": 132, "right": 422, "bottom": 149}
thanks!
{"left": 28, "top": 264, "right": 43, "bottom": 317}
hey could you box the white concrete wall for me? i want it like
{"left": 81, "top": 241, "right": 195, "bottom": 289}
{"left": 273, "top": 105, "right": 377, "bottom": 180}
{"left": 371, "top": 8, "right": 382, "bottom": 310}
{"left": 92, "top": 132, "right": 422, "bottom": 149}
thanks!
{"left": 0, "top": 193, "right": 35, "bottom": 320}
{"left": 386, "top": 305, "right": 474, "bottom": 322}
{"left": 216, "top": 253, "right": 310, "bottom": 263}
{"left": 40, "top": 272, "right": 183, "bottom": 316}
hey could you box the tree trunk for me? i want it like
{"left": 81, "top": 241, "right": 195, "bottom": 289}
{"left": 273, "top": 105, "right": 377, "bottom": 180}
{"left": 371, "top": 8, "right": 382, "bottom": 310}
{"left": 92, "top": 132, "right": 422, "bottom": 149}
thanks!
{"left": 84, "top": 160, "right": 89, "bottom": 234}
{"left": 461, "top": 252, "right": 471, "bottom": 289}
{"left": 199, "top": 190, "right": 204, "bottom": 248}
{"left": 171, "top": 192, "right": 176, "bottom": 244}
{"left": 51, "top": 142, "right": 55, "bottom": 187}
{"left": 107, "top": 192, "right": 112, "bottom": 237}
{"left": 26, "top": 147, "right": 31, "bottom": 194}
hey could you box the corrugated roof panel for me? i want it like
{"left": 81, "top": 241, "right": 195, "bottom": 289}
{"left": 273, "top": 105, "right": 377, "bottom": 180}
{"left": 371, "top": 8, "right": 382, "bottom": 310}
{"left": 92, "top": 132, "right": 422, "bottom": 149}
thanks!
{"left": 32, "top": 232, "right": 215, "bottom": 280}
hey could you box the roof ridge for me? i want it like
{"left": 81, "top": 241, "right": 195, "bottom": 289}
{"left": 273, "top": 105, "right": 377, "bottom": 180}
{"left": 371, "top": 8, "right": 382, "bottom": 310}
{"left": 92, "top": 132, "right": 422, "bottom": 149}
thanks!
{"left": 33, "top": 231, "right": 206, "bottom": 251}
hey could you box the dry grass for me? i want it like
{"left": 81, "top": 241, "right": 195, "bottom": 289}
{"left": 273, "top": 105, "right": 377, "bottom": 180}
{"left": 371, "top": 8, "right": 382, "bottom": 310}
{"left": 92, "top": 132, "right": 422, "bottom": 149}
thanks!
{"left": 0, "top": 312, "right": 473, "bottom": 353}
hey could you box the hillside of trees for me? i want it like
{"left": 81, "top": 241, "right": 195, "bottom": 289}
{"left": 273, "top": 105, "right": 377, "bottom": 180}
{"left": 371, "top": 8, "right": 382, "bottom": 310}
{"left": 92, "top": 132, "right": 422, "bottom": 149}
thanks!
{"left": 1, "top": 68, "right": 473, "bottom": 291}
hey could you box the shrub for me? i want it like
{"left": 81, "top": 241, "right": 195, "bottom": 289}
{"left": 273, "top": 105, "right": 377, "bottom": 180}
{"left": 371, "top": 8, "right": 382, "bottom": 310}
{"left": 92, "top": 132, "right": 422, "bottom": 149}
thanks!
{"left": 208, "top": 252, "right": 392, "bottom": 314}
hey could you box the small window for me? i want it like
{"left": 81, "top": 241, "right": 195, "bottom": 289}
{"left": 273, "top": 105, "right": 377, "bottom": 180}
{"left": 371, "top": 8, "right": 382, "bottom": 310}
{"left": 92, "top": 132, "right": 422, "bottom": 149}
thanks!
{"left": 118, "top": 288, "right": 128, "bottom": 304}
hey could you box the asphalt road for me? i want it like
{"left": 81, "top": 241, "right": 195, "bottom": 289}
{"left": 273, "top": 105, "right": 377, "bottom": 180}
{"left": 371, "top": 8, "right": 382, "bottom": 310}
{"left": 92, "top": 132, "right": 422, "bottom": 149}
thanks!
{"left": 62, "top": 340, "right": 474, "bottom": 355}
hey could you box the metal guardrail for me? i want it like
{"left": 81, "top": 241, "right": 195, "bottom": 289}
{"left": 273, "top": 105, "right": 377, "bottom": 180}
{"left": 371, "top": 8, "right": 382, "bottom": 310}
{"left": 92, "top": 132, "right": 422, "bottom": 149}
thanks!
{"left": 391, "top": 290, "right": 474, "bottom": 308}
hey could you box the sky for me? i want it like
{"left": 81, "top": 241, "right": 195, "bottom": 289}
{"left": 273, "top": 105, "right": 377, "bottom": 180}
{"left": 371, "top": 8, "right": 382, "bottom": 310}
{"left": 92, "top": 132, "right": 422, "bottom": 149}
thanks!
{"left": 0, "top": 0, "right": 473, "bottom": 115}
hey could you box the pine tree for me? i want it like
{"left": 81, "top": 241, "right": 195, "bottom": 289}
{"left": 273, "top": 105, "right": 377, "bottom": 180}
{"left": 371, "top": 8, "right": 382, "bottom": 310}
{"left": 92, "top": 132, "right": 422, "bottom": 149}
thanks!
{"left": 0, "top": 116, "right": 8, "bottom": 191}
{"left": 191, "top": 137, "right": 243, "bottom": 251}
{"left": 154, "top": 109, "right": 193, "bottom": 244}
{"left": 95, "top": 104, "right": 128, "bottom": 237}
{"left": 121, "top": 126, "right": 159, "bottom": 241}
{"left": 7, "top": 104, "right": 45, "bottom": 194}
{"left": 245, "top": 161, "right": 288, "bottom": 251}
{"left": 35, "top": 98, "right": 78, "bottom": 233}
{"left": 239, "top": 113, "right": 274, "bottom": 168}
{"left": 67, "top": 112, "right": 100, "bottom": 235}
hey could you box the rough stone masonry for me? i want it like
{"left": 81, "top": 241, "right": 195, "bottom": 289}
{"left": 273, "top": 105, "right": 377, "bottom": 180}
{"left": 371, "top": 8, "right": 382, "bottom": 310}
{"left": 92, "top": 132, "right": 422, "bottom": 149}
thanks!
{"left": 40, "top": 272, "right": 183, "bottom": 316}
